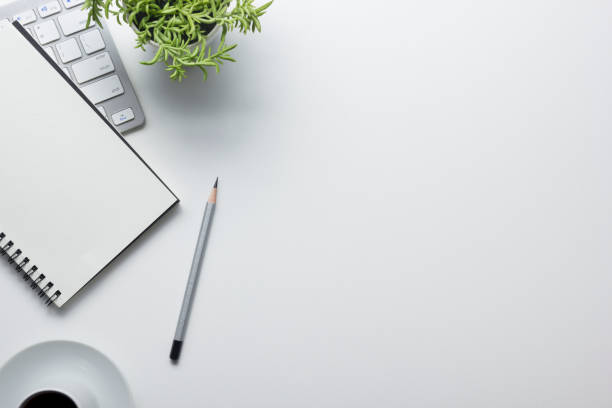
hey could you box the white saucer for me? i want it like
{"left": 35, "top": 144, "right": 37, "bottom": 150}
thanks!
{"left": 0, "top": 340, "right": 133, "bottom": 407}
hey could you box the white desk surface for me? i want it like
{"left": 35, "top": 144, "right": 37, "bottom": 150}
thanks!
{"left": 2, "top": 1, "right": 612, "bottom": 407}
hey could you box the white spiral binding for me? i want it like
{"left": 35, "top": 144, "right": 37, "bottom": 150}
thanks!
{"left": 0, "top": 232, "right": 61, "bottom": 306}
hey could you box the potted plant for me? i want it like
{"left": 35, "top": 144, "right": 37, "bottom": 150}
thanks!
{"left": 83, "top": 0, "right": 273, "bottom": 81}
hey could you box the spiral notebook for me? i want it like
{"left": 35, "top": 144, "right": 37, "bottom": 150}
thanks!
{"left": 0, "top": 23, "right": 179, "bottom": 307}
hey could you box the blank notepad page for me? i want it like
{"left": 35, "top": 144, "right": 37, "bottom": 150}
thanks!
{"left": 0, "top": 24, "right": 178, "bottom": 307}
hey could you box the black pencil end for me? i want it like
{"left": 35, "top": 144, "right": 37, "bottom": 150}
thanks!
{"left": 170, "top": 340, "right": 183, "bottom": 361}
{"left": 214, "top": 177, "right": 218, "bottom": 188}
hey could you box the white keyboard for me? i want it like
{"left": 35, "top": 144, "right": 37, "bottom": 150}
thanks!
{"left": 0, "top": 0, "right": 145, "bottom": 133}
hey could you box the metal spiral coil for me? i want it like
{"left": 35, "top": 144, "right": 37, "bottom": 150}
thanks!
{"left": 0, "top": 231, "right": 61, "bottom": 306}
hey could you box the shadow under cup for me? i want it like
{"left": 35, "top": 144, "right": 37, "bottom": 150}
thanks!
{"left": 20, "top": 390, "right": 78, "bottom": 408}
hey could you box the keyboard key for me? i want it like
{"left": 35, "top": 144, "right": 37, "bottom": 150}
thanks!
{"left": 33, "top": 20, "right": 59, "bottom": 44}
{"left": 56, "top": 38, "right": 81, "bottom": 63}
{"left": 71, "top": 52, "right": 114, "bottom": 83}
{"left": 80, "top": 29, "right": 105, "bottom": 54}
{"left": 61, "top": 0, "right": 85, "bottom": 9}
{"left": 81, "top": 75, "right": 124, "bottom": 104}
{"left": 13, "top": 10, "right": 36, "bottom": 25}
{"left": 111, "top": 108, "right": 134, "bottom": 125}
{"left": 43, "top": 46, "right": 57, "bottom": 63}
{"left": 57, "top": 8, "right": 88, "bottom": 36}
{"left": 37, "top": 1, "right": 61, "bottom": 18}
{"left": 97, "top": 106, "right": 107, "bottom": 118}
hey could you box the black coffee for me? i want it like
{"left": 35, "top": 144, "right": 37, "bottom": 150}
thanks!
{"left": 20, "top": 390, "right": 77, "bottom": 408}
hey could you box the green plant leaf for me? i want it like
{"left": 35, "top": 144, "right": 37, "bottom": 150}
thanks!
{"left": 84, "top": 0, "right": 272, "bottom": 81}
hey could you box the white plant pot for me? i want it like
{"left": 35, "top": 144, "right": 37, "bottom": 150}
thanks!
{"left": 130, "top": 22, "right": 223, "bottom": 52}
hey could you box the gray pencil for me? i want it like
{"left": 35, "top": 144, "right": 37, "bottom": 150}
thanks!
{"left": 170, "top": 178, "right": 218, "bottom": 361}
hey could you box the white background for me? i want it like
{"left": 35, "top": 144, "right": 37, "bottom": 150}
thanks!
{"left": 2, "top": 1, "right": 612, "bottom": 407}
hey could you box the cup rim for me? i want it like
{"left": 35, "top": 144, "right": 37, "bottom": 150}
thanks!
{"left": 19, "top": 388, "right": 79, "bottom": 408}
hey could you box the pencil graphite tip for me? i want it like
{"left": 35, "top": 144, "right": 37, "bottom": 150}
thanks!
{"left": 214, "top": 177, "right": 218, "bottom": 189}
